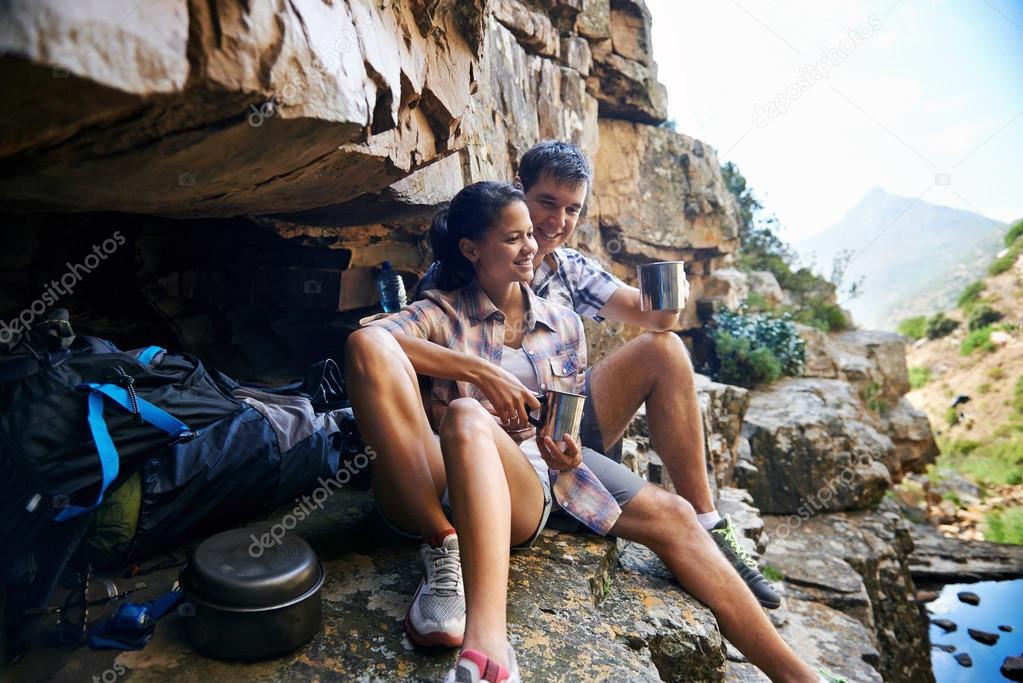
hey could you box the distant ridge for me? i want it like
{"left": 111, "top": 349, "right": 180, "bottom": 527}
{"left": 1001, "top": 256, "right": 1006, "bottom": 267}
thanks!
{"left": 794, "top": 188, "right": 1007, "bottom": 330}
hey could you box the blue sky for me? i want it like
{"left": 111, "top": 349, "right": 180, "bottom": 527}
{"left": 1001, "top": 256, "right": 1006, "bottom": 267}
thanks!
{"left": 647, "top": 0, "right": 1023, "bottom": 242}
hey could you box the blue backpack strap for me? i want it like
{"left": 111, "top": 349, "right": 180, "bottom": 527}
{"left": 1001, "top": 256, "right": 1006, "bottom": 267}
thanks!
{"left": 54, "top": 391, "right": 120, "bottom": 522}
{"left": 82, "top": 383, "right": 192, "bottom": 438}
{"left": 55, "top": 383, "right": 192, "bottom": 522}
{"left": 134, "top": 346, "right": 165, "bottom": 366}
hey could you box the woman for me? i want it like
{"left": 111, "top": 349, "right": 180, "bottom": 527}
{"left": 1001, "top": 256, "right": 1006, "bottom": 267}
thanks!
{"left": 351, "top": 181, "right": 610, "bottom": 682}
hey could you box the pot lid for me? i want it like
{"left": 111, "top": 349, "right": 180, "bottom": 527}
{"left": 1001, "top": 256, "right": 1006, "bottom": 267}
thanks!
{"left": 181, "top": 527, "right": 321, "bottom": 608}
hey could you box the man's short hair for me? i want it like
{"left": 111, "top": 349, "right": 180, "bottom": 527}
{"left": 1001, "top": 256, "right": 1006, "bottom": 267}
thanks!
{"left": 518, "top": 140, "right": 592, "bottom": 192}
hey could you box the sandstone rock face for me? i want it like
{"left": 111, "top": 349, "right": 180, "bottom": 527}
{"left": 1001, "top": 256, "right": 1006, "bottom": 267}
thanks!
{"left": 763, "top": 503, "right": 935, "bottom": 683}
{"left": 0, "top": 0, "right": 485, "bottom": 219}
{"left": 737, "top": 378, "right": 894, "bottom": 514}
{"left": 593, "top": 119, "right": 741, "bottom": 331}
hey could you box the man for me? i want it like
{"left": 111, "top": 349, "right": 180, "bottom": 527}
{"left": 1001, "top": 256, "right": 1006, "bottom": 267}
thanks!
{"left": 345, "top": 142, "right": 838, "bottom": 683}
{"left": 417, "top": 141, "right": 778, "bottom": 607}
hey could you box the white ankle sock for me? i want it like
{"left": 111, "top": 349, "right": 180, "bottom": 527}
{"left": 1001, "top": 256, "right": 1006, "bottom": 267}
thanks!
{"left": 697, "top": 510, "right": 722, "bottom": 530}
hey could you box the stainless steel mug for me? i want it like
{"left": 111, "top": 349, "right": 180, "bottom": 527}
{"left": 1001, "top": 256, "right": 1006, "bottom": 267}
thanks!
{"left": 636, "top": 260, "right": 687, "bottom": 311}
{"left": 528, "top": 390, "right": 586, "bottom": 442}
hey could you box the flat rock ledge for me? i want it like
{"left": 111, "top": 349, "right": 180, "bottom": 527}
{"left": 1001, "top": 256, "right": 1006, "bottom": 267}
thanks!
{"left": 908, "top": 522, "right": 1023, "bottom": 585}
{"left": 32, "top": 488, "right": 726, "bottom": 683}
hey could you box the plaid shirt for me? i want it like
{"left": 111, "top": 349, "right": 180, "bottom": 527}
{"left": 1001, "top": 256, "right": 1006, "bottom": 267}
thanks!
{"left": 532, "top": 248, "right": 626, "bottom": 322}
{"left": 368, "top": 279, "right": 621, "bottom": 535}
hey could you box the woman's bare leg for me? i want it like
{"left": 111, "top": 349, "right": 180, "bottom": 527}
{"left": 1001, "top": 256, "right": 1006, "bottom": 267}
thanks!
{"left": 345, "top": 326, "right": 450, "bottom": 536}
{"left": 440, "top": 398, "right": 545, "bottom": 668}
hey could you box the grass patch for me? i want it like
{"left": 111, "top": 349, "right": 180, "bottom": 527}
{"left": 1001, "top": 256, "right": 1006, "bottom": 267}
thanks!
{"left": 1005, "top": 218, "right": 1023, "bottom": 248}
{"left": 897, "top": 316, "right": 927, "bottom": 341}
{"left": 937, "top": 435, "right": 1023, "bottom": 486}
{"left": 989, "top": 237, "right": 1022, "bottom": 276}
{"left": 957, "top": 280, "right": 985, "bottom": 310}
{"left": 978, "top": 383, "right": 991, "bottom": 394}
{"left": 908, "top": 366, "right": 932, "bottom": 389}
{"left": 960, "top": 325, "right": 995, "bottom": 355}
{"left": 988, "top": 366, "right": 1006, "bottom": 381}
{"left": 984, "top": 507, "right": 1023, "bottom": 545}
{"left": 762, "top": 565, "right": 785, "bottom": 582}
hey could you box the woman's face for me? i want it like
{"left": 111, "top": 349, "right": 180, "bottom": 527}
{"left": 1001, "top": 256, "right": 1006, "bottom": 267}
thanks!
{"left": 461, "top": 201, "right": 537, "bottom": 286}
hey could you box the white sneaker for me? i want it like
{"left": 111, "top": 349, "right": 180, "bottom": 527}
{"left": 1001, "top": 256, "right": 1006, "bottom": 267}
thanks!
{"left": 443, "top": 645, "right": 521, "bottom": 683}
{"left": 405, "top": 533, "right": 465, "bottom": 647}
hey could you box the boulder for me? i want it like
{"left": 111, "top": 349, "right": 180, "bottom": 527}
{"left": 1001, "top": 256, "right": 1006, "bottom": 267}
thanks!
{"left": 762, "top": 503, "right": 934, "bottom": 683}
{"left": 737, "top": 378, "right": 894, "bottom": 514}
{"left": 746, "top": 270, "right": 786, "bottom": 308}
{"left": 908, "top": 522, "right": 1023, "bottom": 584}
{"left": 826, "top": 330, "right": 912, "bottom": 403}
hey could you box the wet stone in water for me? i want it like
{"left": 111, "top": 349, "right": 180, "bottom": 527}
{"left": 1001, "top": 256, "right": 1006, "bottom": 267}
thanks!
{"left": 1001, "top": 656, "right": 1023, "bottom": 682}
{"left": 967, "top": 628, "right": 999, "bottom": 646}
{"left": 953, "top": 652, "right": 973, "bottom": 668}
{"left": 933, "top": 643, "right": 956, "bottom": 653}
{"left": 956, "top": 591, "right": 980, "bottom": 606}
{"left": 931, "top": 618, "right": 956, "bottom": 632}
{"left": 997, "top": 624, "right": 1014, "bottom": 632}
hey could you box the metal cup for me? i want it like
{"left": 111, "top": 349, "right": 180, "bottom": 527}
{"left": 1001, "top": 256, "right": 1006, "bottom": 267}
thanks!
{"left": 528, "top": 389, "right": 586, "bottom": 443}
{"left": 636, "top": 260, "right": 687, "bottom": 311}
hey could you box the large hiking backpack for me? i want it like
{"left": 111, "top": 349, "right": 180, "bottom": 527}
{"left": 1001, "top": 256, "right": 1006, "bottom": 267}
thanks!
{"left": 0, "top": 337, "right": 244, "bottom": 574}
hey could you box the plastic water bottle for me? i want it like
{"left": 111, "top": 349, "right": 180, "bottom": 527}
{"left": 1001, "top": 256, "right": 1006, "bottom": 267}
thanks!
{"left": 376, "top": 261, "right": 406, "bottom": 313}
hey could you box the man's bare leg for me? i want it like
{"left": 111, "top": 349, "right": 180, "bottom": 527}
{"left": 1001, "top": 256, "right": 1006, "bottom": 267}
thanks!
{"left": 345, "top": 326, "right": 450, "bottom": 536}
{"left": 588, "top": 331, "right": 714, "bottom": 513}
{"left": 612, "top": 485, "right": 818, "bottom": 683}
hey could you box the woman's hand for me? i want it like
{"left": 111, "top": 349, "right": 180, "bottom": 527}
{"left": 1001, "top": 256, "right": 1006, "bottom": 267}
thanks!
{"left": 471, "top": 362, "right": 541, "bottom": 429}
{"left": 538, "top": 433, "right": 582, "bottom": 471}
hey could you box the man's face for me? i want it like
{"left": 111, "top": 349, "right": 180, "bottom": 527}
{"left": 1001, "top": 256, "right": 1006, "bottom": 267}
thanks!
{"left": 521, "top": 174, "right": 588, "bottom": 259}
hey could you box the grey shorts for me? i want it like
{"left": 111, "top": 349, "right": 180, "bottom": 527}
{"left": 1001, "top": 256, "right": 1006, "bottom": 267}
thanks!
{"left": 377, "top": 473, "right": 554, "bottom": 550}
{"left": 546, "top": 368, "right": 646, "bottom": 533}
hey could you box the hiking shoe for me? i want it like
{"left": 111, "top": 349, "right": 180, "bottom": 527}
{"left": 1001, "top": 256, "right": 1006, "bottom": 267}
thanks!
{"left": 444, "top": 645, "right": 521, "bottom": 683}
{"left": 405, "top": 533, "right": 465, "bottom": 647}
{"left": 815, "top": 665, "right": 848, "bottom": 683}
{"left": 709, "top": 516, "right": 782, "bottom": 610}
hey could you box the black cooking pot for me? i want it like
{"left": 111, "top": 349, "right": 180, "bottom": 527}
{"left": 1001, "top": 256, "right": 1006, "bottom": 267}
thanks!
{"left": 178, "top": 527, "right": 325, "bottom": 661}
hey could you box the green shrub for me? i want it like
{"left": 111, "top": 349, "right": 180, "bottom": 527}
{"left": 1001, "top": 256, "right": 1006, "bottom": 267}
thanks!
{"left": 712, "top": 331, "right": 781, "bottom": 387}
{"left": 960, "top": 326, "right": 995, "bottom": 355}
{"left": 1014, "top": 374, "right": 1023, "bottom": 415}
{"left": 957, "top": 280, "right": 985, "bottom": 310}
{"left": 908, "top": 366, "right": 931, "bottom": 389}
{"left": 860, "top": 381, "right": 889, "bottom": 414}
{"left": 897, "top": 316, "right": 927, "bottom": 341}
{"left": 988, "top": 239, "right": 1021, "bottom": 276}
{"left": 1005, "top": 218, "right": 1023, "bottom": 248}
{"left": 938, "top": 434, "right": 1023, "bottom": 485}
{"left": 988, "top": 366, "right": 1006, "bottom": 381}
{"left": 978, "top": 383, "right": 991, "bottom": 394}
{"left": 945, "top": 406, "right": 960, "bottom": 427}
{"left": 709, "top": 308, "right": 805, "bottom": 388}
{"left": 968, "top": 303, "right": 1004, "bottom": 331}
{"left": 985, "top": 507, "right": 1023, "bottom": 545}
{"left": 925, "top": 312, "right": 959, "bottom": 340}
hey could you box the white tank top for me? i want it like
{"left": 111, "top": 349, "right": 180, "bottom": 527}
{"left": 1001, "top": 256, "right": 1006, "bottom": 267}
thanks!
{"left": 500, "top": 346, "right": 547, "bottom": 483}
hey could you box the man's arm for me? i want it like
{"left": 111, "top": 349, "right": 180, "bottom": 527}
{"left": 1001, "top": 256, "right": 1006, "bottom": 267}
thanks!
{"left": 597, "top": 285, "right": 682, "bottom": 331}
